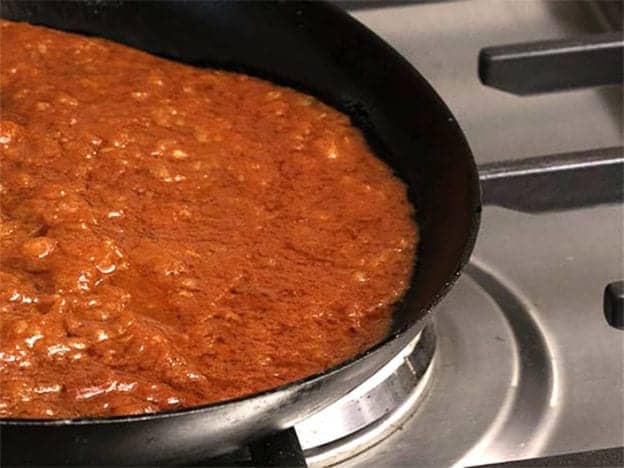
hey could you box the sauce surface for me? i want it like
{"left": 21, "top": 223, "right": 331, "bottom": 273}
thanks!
{"left": 0, "top": 21, "right": 417, "bottom": 418}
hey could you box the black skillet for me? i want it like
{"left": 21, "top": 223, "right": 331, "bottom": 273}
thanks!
{"left": 0, "top": 1, "right": 480, "bottom": 464}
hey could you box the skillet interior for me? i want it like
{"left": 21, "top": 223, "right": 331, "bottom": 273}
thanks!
{"left": 1, "top": 0, "right": 480, "bottom": 355}
{"left": 0, "top": 1, "right": 480, "bottom": 463}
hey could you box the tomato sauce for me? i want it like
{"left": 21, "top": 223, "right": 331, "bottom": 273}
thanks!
{"left": 0, "top": 20, "right": 417, "bottom": 418}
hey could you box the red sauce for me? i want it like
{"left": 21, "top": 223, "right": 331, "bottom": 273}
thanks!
{"left": 0, "top": 21, "right": 418, "bottom": 418}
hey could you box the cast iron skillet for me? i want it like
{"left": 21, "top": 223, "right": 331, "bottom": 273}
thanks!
{"left": 0, "top": 1, "right": 480, "bottom": 464}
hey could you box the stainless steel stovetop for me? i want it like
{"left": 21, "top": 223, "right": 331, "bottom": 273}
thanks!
{"left": 0, "top": 2, "right": 620, "bottom": 467}
{"left": 287, "top": 1, "right": 623, "bottom": 466}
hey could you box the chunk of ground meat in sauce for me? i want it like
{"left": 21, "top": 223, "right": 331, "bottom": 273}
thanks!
{"left": 0, "top": 20, "right": 418, "bottom": 418}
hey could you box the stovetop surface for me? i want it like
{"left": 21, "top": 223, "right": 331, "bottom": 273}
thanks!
{"left": 332, "top": 1, "right": 623, "bottom": 466}
{"left": 349, "top": 0, "right": 622, "bottom": 163}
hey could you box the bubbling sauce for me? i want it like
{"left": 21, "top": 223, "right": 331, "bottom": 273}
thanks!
{"left": 0, "top": 21, "right": 418, "bottom": 418}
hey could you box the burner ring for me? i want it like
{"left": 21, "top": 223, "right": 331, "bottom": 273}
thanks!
{"left": 298, "top": 323, "right": 437, "bottom": 466}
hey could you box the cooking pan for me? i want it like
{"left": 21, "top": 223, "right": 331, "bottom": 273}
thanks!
{"left": 0, "top": 1, "right": 480, "bottom": 464}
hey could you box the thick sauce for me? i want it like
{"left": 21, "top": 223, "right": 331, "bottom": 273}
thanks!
{"left": 0, "top": 21, "right": 417, "bottom": 418}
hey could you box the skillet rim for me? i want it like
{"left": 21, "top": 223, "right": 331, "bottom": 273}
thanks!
{"left": 0, "top": 0, "right": 481, "bottom": 427}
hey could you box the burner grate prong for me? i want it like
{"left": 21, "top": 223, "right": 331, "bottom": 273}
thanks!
{"left": 479, "top": 32, "right": 624, "bottom": 95}
{"left": 479, "top": 146, "right": 624, "bottom": 212}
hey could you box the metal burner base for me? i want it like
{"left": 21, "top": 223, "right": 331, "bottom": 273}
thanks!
{"left": 338, "top": 260, "right": 559, "bottom": 468}
{"left": 297, "top": 325, "right": 437, "bottom": 467}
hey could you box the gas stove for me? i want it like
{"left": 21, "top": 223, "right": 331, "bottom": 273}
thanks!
{"left": 308, "top": 2, "right": 623, "bottom": 466}
{"left": 199, "top": 1, "right": 623, "bottom": 466}
{"left": 320, "top": 2, "right": 623, "bottom": 466}
{"left": 1, "top": 2, "right": 620, "bottom": 466}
